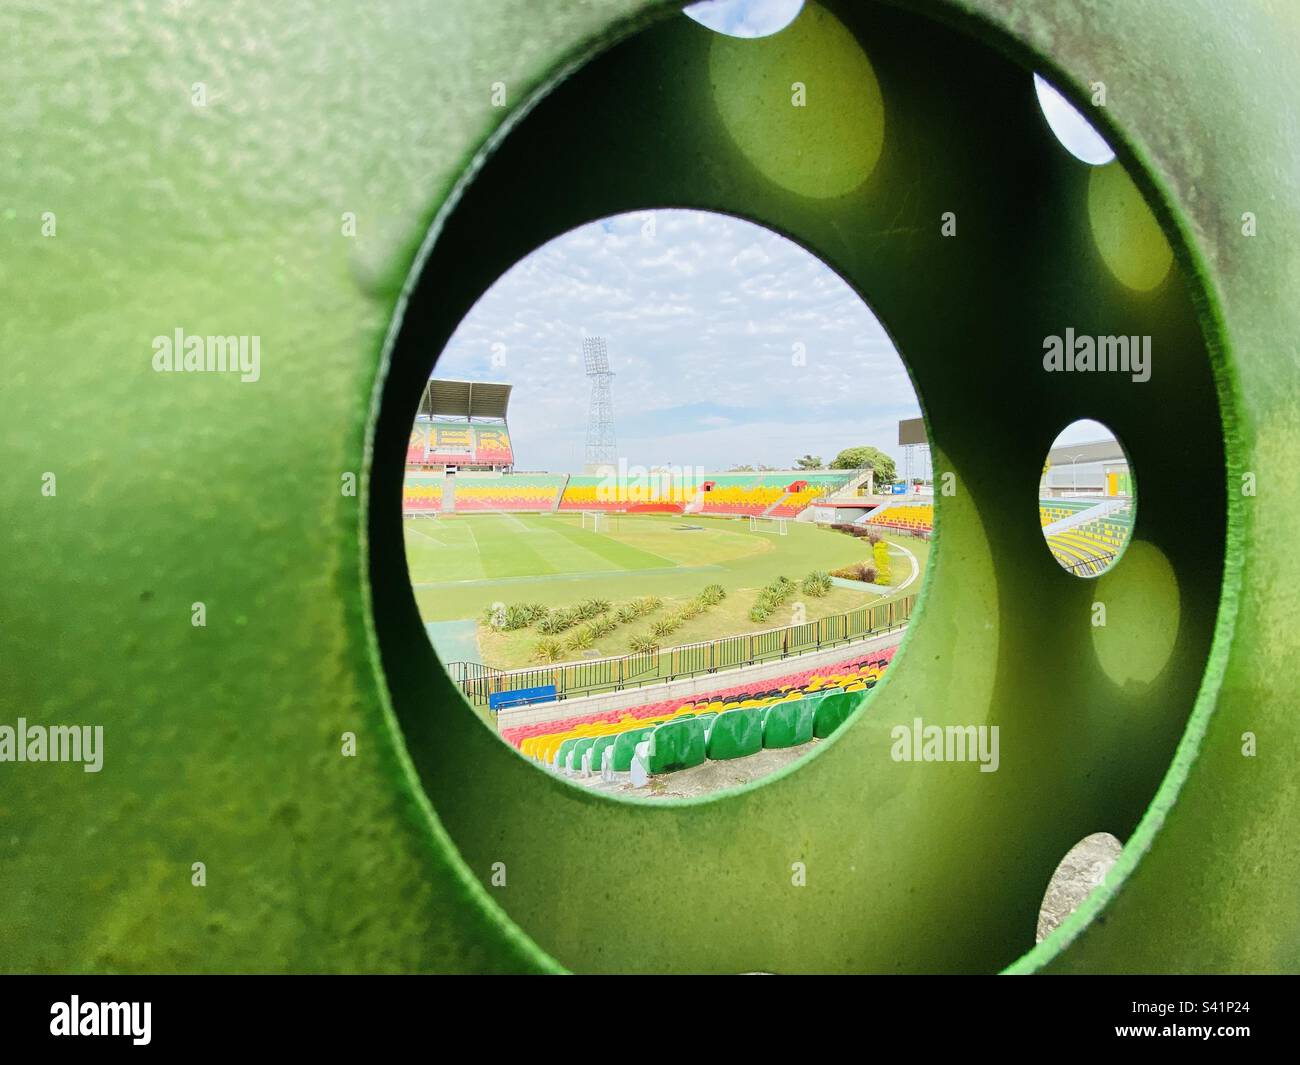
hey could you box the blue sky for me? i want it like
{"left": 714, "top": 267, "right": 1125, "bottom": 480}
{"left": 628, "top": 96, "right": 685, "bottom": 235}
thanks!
{"left": 683, "top": 0, "right": 804, "bottom": 37}
{"left": 431, "top": 209, "right": 923, "bottom": 473}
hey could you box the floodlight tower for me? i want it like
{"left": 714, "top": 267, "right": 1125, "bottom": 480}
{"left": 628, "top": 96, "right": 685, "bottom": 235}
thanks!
{"left": 582, "top": 336, "right": 618, "bottom": 471}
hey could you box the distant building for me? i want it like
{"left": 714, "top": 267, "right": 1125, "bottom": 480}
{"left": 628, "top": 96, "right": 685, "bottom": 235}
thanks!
{"left": 1043, "top": 438, "right": 1132, "bottom": 497}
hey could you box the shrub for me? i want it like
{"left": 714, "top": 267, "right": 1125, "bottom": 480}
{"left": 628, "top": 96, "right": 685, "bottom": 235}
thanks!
{"left": 536, "top": 608, "right": 578, "bottom": 634}
{"left": 802, "top": 571, "right": 832, "bottom": 597}
{"left": 679, "top": 600, "right": 704, "bottom": 620}
{"left": 588, "top": 615, "right": 617, "bottom": 638}
{"left": 749, "top": 602, "right": 773, "bottom": 623}
{"left": 484, "top": 601, "right": 549, "bottom": 630}
{"left": 635, "top": 596, "right": 663, "bottom": 615}
{"left": 575, "top": 598, "right": 611, "bottom": 621}
{"left": 754, "top": 576, "right": 795, "bottom": 612}
{"left": 700, "top": 583, "right": 726, "bottom": 605}
{"left": 650, "top": 616, "right": 680, "bottom": 639}
{"left": 873, "top": 541, "right": 892, "bottom": 585}
{"left": 628, "top": 633, "right": 659, "bottom": 654}
{"left": 533, "top": 637, "right": 566, "bottom": 662}
{"left": 830, "top": 562, "right": 878, "bottom": 583}
{"left": 566, "top": 626, "right": 595, "bottom": 652}
{"left": 615, "top": 604, "right": 639, "bottom": 625}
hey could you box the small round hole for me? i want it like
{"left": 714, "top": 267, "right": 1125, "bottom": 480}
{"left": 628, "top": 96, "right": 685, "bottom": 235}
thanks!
{"left": 1033, "top": 73, "right": 1116, "bottom": 166}
{"left": 1039, "top": 420, "right": 1135, "bottom": 578}
{"left": 683, "top": 0, "right": 804, "bottom": 38}
{"left": 1035, "top": 832, "right": 1123, "bottom": 944}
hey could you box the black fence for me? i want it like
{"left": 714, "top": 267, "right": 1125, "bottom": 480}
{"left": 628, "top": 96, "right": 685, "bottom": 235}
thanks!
{"left": 1060, "top": 551, "right": 1115, "bottom": 576}
{"left": 446, "top": 594, "right": 917, "bottom": 707}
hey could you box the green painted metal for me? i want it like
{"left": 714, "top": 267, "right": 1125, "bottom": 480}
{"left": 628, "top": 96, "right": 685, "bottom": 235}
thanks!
{"left": 1, "top": 0, "right": 1296, "bottom": 974}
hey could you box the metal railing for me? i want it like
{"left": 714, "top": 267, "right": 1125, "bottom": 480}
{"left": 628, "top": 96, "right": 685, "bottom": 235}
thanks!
{"left": 1059, "top": 551, "right": 1116, "bottom": 577}
{"left": 446, "top": 594, "right": 917, "bottom": 706}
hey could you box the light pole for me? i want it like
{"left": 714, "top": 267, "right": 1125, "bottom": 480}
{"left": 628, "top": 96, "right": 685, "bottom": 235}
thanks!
{"left": 1069, "top": 452, "right": 1084, "bottom": 495}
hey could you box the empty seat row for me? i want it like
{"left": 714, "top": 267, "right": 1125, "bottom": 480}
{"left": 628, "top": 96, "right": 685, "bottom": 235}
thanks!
{"left": 505, "top": 646, "right": 898, "bottom": 754}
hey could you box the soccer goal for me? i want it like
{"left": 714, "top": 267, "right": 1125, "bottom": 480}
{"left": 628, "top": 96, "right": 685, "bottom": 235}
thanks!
{"left": 581, "top": 511, "right": 606, "bottom": 532}
{"left": 749, "top": 515, "right": 788, "bottom": 535}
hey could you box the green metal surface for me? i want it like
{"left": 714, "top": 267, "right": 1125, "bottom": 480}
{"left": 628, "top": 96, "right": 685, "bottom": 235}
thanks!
{"left": 1, "top": 0, "right": 1296, "bottom": 973}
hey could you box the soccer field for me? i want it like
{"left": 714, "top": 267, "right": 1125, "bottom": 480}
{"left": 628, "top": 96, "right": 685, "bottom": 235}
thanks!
{"left": 406, "top": 512, "right": 927, "bottom": 668}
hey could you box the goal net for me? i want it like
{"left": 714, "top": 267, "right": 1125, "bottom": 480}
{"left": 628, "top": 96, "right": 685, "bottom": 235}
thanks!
{"left": 581, "top": 511, "right": 606, "bottom": 532}
{"left": 749, "top": 515, "right": 788, "bottom": 535}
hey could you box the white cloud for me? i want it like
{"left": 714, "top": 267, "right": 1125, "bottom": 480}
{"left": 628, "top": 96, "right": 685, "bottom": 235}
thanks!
{"left": 431, "top": 209, "right": 922, "bottom": 472}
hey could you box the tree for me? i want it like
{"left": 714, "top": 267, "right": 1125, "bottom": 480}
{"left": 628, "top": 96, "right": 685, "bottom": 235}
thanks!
{"left": 795, "top": 454, "right": 823, "bottom": 470}
{"left": 831, "top": 446, "right": 897, "bottom": 483}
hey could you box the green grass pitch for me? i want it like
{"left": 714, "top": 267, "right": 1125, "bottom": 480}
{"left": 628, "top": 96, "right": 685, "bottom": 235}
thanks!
{"left": 405, "top": 512, "right": 927, "bottom": 670}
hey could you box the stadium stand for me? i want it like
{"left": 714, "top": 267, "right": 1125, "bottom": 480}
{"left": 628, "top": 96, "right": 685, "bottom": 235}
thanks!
{"left": 864, "top": 501, "right": 933, "bottom": 532}
{"left": 451, "top": 473, "right": 567, "bottom": 511}
{"left": 406, "top": 379, "right": 516, "bottom": 469}
{"left": 407, "top": 422, "right": 515, "bottom": 467}
{"left": 766, "top": 473, "right": 854, "bottom": 517}
{"left": 557, "top": 475, "right": 683, "bottom": 511}
{"left": 402, "top": 474, "right": 443, "bottom": 512}
{"left": 698, "top": 479, "right": 785, "bottom": 516}
{"left": 1041, "top": 501, "right": 1133, "bottom": 573}
{"left": 697, "top": 471, "right": 855, "bottom": 518}
{"left": 503, "top": 646, "right": 897, "bottom": 782}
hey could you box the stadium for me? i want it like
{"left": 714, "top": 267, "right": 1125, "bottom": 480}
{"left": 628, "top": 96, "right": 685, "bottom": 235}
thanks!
{"left": 408, "top": 370, "right": 932, "bottom": 793}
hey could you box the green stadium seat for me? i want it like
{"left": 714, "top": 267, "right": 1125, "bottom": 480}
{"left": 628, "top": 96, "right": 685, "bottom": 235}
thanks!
{"left": 568, "top": 737, "right": 596, "bottom": 774}
{"left": 588, "top": 735, "right": 618, "bottom": 775}
{"left": 762, "top": 698, "right": 817, "bottom": 749}
{"left": 706, "top": 707, "right": 764, "bottom": 760}
{"left": 646, "top": 718, "right": 709, "bottom": 774}
{"left": 813, "top": 690, "right": 868, "bottom": 739}
{"left": 608, "top": 727, "right": 657, "bottom": 774}
{"left": 554, "top": 738, "right": 580, "bottom": 770}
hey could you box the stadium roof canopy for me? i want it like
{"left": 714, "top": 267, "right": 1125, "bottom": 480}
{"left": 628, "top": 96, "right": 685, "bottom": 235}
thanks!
{"left": 1046, "top": 437, "right": 1127, "bottom": 466}
{"left": 418, "top": 379, "right": 512, "bottom": 420}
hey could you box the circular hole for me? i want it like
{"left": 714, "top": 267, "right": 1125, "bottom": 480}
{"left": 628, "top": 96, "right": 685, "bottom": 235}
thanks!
{"left": 1033, "top": 72, "right": 1116, "bottom": 165}
{"left": 1035, "top": 832, "right": 1123, "bottom": 944}
{"left": 368, "top": 0, "right": 1228, "bottom": 975}
{"left": 1039, "top": 420, "right": 1135, "bottom": 578}
{"left": 683, "top": 0, "right": 805, "bottom": 38}
{"left": 403, "top": 208, "right": 927, "bottom": 799}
